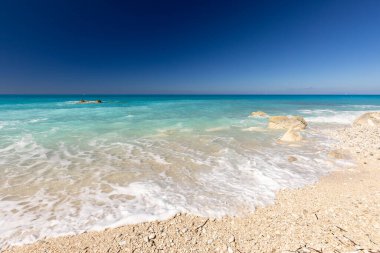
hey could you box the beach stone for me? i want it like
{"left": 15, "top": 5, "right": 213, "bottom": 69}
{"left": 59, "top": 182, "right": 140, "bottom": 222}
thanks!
{"left": 118, "top": 240, "right": 126, "bottom": 246}
{"left": 353, "top": 112, "right": 380, "bottom": 127}
{"left": 250, "top": 111, "right": 268, "bottom": 117}
{"left": 148, "top": 233, "right": 156, "bottom": 240}
{"left": 280, "top": 128, "right": 303, "bottom": 142}
{"left": 268, "top": 116, "right": 307, "bottom": 129}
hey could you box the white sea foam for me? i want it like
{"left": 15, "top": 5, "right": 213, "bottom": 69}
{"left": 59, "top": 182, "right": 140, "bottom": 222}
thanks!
{"left": 155, "top": 124, "right": 193, "bottom": 137}
{"left": 205, "top": 126, "right": 230, "bottom": 132}
{"left": 0, "top": 120, "right": 22, "bottom": 130}
{"left": 241, "top": 126, "right": 267, "bottom": 132}
{"left": 0, "top": 119, "right": 351, "bottom": 249}
{"left": 339, "top": 104, "right": 380, "bottom": 109}
{"left": 57, "top": 101, "right": 78, "bottom": 105}
{"left": 299, "top": 104, "right": 380, "bottom": 124}
{"left": 28, "top": 118, "right": 48, "bottom": 123}
{"left": 300, "top": 109, "right": 367, "bottom": 124}
{"left": 298, "top": 109, "right": 337, "bottom": 114}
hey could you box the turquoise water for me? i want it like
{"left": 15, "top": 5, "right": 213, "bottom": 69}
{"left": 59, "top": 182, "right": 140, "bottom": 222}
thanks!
{"left": 1, "top": 95, "right": 380, "bottom": 247}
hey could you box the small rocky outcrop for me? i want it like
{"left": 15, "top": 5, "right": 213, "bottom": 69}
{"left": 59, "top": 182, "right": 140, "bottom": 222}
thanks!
{"left": 280, "top": 128, "right": 303, "bottom": 142}
{"left": 77, "top": 99, "right": 102, "bottom": 104}
{"left": 268, "top": 116, "right": 307, "bottom": 130}
{"left": 353, "top": 112, "right": 380, "bottom": 127}
{"left": 250, "top": 111, "right": 268, "bottom": 117}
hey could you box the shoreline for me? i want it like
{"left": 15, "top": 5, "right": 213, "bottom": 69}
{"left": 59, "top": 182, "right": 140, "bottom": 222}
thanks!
{"left": 3, "top": 124, "right": 380, "bottom": 253}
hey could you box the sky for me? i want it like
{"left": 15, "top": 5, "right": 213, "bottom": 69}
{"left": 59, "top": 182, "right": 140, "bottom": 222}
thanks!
{"left": 1, "top": 0, "right": 380, "bottom": 94}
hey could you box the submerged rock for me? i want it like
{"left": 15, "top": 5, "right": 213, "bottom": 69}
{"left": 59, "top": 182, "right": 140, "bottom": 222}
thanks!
{"left": 268, "top": 116, "right": 307, "bottom": 130}
{"left": 328, "top": 149, "right": 350, "bottom": 159}
{"left": 250, "top": 111, "right": 268, "bottom": 117}
{"left": 353, "top": 112, "right": 380, "bottom": 127}
{"left": 280, "top": 128, "right": 303, "bottom": 142}
{"left": 288, "top": 156, "right": 298, "bottom": 162}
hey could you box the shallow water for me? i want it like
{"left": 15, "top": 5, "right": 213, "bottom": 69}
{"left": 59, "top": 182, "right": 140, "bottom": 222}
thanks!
{"left": 1, "top": 95, "right": 379, "bottom": 247}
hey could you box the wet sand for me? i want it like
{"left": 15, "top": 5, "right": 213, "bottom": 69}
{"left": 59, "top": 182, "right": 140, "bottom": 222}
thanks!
{"left": 3, "top": 124, "right": 380, "bottom": 253}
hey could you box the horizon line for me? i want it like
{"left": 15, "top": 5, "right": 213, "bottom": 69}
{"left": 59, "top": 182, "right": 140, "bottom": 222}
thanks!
{"left": 0, "top": 93, "right": 380, "bottom": 96}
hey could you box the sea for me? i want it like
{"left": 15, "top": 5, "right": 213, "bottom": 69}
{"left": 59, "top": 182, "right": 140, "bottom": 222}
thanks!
{"left": 1, "top": 95, "right": 379, "bottom": 247}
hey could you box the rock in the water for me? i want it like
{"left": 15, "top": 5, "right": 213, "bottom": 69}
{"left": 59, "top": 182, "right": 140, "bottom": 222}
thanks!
{"left": 250, "top": 111, "right": 268, "bottom": 117}
{"left": 77, "top": 99, "right": 102, "bottom": 104}
{"left": 280, "top": 128, "right": 303, "bottom": 142}
{"left": 288, "top": 156, "right": 297, "bottom": 162}
{"left": 268, "top": 116, "right": 307, "bottom": 129}
{"left": 353, "top": 112, "right": 380, "bottom": 127}
{"left": 328, "top": 149, "right": 350, "bottom": 159}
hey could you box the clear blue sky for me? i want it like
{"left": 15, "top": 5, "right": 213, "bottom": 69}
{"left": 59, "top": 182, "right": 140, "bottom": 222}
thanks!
{"left": 1, "top": 0, "right": 380, "bottom": 94}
